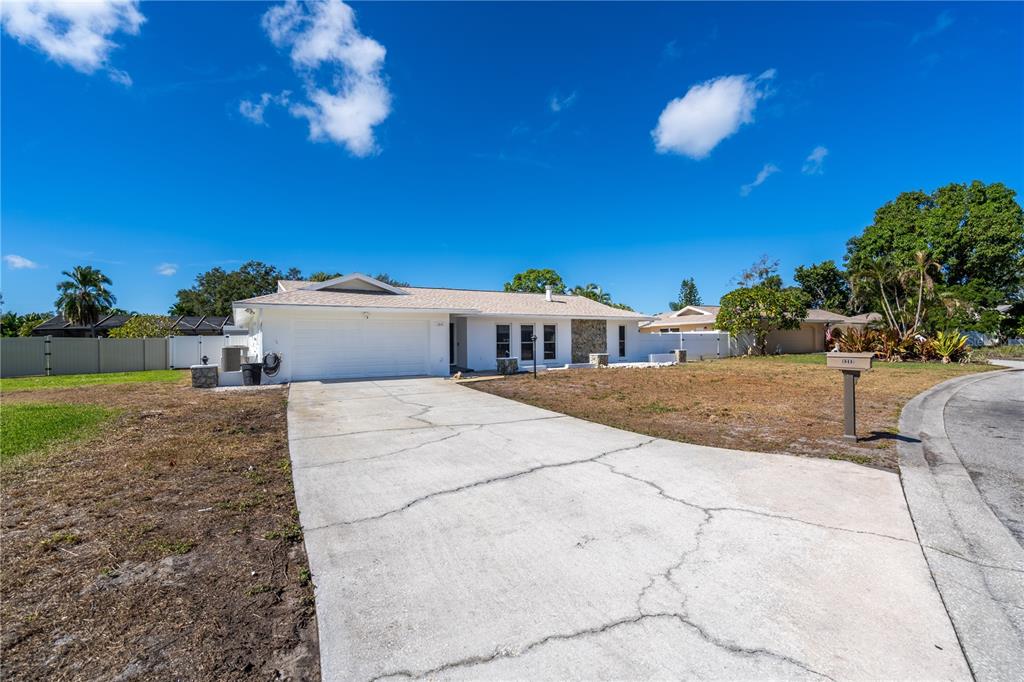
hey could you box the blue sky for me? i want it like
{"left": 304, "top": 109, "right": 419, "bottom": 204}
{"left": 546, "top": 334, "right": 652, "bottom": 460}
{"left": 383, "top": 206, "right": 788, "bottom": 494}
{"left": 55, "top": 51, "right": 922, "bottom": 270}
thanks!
{"left": 2, "top": 1, "right": 1022, "bottom": 315}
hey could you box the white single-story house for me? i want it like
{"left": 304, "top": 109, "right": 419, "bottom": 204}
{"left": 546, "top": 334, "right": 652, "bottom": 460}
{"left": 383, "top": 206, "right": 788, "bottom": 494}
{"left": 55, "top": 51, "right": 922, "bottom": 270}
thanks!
{"left": 231, "top": 273, "right": 653, "bottom": 382}
{"left": 641, "top": 305, "right": 878, "bottom": 354}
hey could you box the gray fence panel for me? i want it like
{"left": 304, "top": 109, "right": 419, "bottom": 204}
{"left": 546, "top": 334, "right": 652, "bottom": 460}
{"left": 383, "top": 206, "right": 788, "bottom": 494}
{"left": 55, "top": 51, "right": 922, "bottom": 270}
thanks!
{"left": 143, "top": 338, "right": 168, "bottom": 370}
{"left": 50, "top": 338, "right": 101, "bottom": 375}
{"left": 0, "top": 337, "right": 47, "bottom": 377}
{"left": 99, "top": 338, "right": 144, "bottom": 373}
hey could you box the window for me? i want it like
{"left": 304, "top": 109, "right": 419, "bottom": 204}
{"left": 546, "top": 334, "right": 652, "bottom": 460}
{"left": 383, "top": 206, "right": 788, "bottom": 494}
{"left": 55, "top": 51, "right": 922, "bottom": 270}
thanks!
{"left": 496, "top": 324, "right": 510, "bottom": 358}
{"left": 520, "top": 325, "right": 534, "bottom": 361}
{"left": 543, "top": 325, "right": 556, "bottom": 360}
{"left": 618, "top": 325, "right": 626, "bottom": 357}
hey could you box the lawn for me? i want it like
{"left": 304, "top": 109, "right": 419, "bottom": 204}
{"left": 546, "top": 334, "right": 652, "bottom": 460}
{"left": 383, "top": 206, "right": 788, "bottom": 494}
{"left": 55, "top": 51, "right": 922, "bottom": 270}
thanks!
{"left": 0, "top": 403, "right": 117, "bottom": 462}
{"left": 0, "top": 380, "right": 318, "bottom": 679}
{"left": 470, "top": 355, "right": 996, "bottom": 470}
{"left": 0, "top": 369, "right": 185, "bottom": 393}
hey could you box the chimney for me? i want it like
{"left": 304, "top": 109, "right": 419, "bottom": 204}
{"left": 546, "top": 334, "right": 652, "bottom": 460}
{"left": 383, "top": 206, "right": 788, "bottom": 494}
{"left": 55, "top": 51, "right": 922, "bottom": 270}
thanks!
{"left": 545, "top": 285, "right": 553, "bottom": 302}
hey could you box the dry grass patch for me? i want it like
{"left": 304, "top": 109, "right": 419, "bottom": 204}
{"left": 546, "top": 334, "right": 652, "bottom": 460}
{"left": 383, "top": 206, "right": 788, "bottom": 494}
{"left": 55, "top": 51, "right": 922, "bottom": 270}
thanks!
{"left": 470, "top": 355, "right": 995, "bottom": 470}
{"left": 1, "top": 375, "right": 319, "bottom": 680}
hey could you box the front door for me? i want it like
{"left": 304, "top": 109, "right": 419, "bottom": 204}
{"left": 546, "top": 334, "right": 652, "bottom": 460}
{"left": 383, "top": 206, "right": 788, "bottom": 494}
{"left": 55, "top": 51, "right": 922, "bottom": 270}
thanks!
{"left": 449, "top": 322, "right": 455, "bottom": 366}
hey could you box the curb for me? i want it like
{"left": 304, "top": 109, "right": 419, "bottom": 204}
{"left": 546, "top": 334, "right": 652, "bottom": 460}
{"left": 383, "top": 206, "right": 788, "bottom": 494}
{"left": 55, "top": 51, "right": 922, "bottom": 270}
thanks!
{"left": 897, "top": 368, "right": 1024, "bottom": 681}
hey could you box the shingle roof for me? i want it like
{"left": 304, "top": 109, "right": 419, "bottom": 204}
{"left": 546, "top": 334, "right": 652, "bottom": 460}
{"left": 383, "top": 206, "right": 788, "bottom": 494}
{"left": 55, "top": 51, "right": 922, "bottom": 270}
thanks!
{"left": 643, "top": 305, "right": 866, "bottom": 329}
{"left": 238, "top": 282, "right": 649, "bottom": 319}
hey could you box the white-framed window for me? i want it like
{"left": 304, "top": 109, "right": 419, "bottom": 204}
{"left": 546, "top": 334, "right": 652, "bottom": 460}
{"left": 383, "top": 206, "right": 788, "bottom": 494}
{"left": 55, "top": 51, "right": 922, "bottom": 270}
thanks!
{"left": 520, "top": 324, "right": 534, "bottom": 361}
{"left": 618, "top": 324, "right": 626, "bottom": 357}
{"left": 496, "top": 324, "right": 510, "bottom": 358}
{"left": 543, "top": 324, "right": 556, "bottom": 360}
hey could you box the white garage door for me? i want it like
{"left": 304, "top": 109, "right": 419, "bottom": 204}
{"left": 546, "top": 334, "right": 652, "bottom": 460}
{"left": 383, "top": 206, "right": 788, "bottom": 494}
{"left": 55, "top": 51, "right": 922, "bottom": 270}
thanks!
{"left": 290, "top": 318, "right": 430, "bottom": 380}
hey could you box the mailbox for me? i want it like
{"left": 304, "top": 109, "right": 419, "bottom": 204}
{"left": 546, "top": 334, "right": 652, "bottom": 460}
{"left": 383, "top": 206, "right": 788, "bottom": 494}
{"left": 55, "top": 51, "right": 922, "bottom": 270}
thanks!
{"left": 827, "top": 352, "right": 874, "bottom": 441}
{"left": 826, "top": 352, "right": 874, "bottom": 371}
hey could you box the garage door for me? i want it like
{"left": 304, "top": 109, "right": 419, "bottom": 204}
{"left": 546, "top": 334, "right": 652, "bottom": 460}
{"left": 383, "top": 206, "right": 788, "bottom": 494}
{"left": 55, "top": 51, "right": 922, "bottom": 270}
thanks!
{"left": 290, "top": 318, "right": 430, "bottom": 380}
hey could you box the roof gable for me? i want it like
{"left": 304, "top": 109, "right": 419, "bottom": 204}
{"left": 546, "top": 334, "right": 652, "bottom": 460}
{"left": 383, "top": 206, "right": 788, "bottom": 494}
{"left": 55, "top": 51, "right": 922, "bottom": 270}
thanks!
{"left": 301, "top": 273, "right": 407, "bottom": 295}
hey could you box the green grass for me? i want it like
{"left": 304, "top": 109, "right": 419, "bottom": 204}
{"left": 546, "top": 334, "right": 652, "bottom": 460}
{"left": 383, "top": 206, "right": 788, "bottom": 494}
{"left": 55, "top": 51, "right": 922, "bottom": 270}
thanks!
{"left": 970, "top": 345, "right": 1024, "bottom": 361}
{"left": 0, "top": 403, "right": 117, "bottom": 462}
{"left": 0, "top": 369, "right": 183, "bottom": 393}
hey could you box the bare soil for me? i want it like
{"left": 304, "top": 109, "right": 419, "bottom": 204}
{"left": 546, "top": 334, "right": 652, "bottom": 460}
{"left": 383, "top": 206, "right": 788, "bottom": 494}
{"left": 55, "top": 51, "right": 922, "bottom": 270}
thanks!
{"left": 470, "top": 356, "right": 994, "bottom": 470}
{"left": 1, "top": 375, "right": 319, "bottom": 681}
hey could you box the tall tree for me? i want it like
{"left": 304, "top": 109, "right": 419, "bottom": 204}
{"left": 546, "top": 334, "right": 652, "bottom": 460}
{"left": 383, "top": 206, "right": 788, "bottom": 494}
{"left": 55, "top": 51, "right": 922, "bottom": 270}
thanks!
{"left": 107, "top": 315, "right": 174, "bottom": 338}
{"left": 55, "top": 266, "right": 116, "bottom": 331}
{"left": 735, "top": 255, "right": 782, "bottom": 288}
{"left": 374, "top": 273, "right": 410, "bottom": 287}
{"left": 170, "top": 261, "right": 298, "bottom": 316}
{"left": 715, "top": 280, "right": 809, "bottom": 355}
{"left": 503, "top": 268, "right": 566, "bottom": 294}
{"left": 845, "top": 181, "right": 1024, "bottom": 333}
{"left": 570, "top": 283, "right": 612, "bottom": 305}
{"left": 668, "top": 277, "right": 702, "bottom": 311}
{"left": 308, "top": 271, "right": 343, "bottom": 282}
{"left": 793, "top": 260, "right": 851, "bottom": 313}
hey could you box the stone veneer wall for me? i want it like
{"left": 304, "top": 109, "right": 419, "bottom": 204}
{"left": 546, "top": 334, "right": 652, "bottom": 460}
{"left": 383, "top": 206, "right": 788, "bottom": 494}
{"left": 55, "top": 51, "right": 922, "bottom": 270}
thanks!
{"left": 571, "top": 319, "right": 607, "bottom": 363}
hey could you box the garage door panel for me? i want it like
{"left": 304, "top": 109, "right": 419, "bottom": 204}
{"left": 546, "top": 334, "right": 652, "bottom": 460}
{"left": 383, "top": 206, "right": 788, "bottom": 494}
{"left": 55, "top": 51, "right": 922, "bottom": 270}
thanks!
{"left": 291, "top": 318, "right": 430, "bottom": 380}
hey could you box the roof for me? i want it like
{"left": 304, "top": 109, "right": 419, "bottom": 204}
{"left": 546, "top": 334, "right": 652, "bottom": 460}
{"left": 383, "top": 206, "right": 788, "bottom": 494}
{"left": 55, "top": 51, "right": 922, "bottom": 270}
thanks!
{"left": 237, "top": 276, "right": 648, "bottom": 319}
{"left": 33, "top": 314, "right": 234, "bottom": 333}
{"left": 642, "top": 304, "right": 870, "bottom": 329}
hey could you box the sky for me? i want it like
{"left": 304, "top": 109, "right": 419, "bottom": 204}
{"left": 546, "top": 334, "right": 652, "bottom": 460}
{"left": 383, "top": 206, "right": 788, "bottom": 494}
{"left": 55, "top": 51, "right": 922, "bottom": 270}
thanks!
{"left": 2, "top": 1, "right": 1022, "bottom": 316}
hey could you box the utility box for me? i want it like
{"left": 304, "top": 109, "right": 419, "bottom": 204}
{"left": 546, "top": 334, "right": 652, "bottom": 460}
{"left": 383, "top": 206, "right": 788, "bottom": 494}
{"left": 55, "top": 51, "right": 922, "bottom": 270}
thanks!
{"left": 826, "top": 352, "right": 874, "bottom": 371}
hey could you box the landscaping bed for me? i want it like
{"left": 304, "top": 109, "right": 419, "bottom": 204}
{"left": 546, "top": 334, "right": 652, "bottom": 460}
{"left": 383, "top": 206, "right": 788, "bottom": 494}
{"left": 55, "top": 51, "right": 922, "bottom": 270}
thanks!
{"left": 469, "top": 355, "right": 996, "bottom": 470}
{"left": 0, "top": 374, "right": 319, "bottom": 680}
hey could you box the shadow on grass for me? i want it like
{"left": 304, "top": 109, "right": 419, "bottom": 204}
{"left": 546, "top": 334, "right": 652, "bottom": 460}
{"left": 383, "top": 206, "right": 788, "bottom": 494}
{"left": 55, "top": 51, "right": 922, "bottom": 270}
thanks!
{"left": 859, "top": 430, "right": 921, "bottom": 444}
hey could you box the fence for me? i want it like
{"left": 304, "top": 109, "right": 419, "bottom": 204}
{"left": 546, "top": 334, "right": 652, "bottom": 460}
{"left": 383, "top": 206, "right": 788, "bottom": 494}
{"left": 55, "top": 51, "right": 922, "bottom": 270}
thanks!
{"left": 1, "top": 337, "right": 171, "bottom": 378}
{"left": 168, "top": 335, "right": 248, "bottom": 369}
{"left": 631, "top": 331, "right": 734, "bottom": 362}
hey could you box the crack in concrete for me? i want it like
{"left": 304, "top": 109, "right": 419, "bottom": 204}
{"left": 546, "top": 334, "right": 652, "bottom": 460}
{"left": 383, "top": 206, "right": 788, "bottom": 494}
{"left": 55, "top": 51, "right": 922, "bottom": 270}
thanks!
{"left": 306, "top": 438, "right": 658, "bottom": 530}
{"left": 295, "top": 425, "right": 482, "bottom": 470}
{"left": 923, "top": 544, "right": 1024, "bottom": 575}
{"left": 287, "top": 414, "right": 568, "bottom": 442}
{"left": 597, "top": 460, "right": 916, "bottom": 546}
{"left": 370, "top": 611, "right": 833, "bottom": 681}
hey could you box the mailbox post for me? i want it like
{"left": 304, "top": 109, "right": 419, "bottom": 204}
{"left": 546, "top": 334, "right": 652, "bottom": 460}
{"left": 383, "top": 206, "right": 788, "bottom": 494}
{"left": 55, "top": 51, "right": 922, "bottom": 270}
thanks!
{"left": 826, "top": 352, "right": 874, "bottom": 441}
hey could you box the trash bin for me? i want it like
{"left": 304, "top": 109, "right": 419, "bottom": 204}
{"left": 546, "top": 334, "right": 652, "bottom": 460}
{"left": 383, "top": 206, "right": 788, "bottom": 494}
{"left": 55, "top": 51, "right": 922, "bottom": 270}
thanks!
{"left": 241, "top": 362, "right": 263, "bottom": 386}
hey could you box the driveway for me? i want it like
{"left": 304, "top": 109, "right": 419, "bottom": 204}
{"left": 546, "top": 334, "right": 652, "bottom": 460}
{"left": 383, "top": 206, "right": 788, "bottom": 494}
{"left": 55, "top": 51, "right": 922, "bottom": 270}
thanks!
{"left": 899, "top": 369, "right": 1024, "bottom": 680}
{"left": 288, "top": 377, "right": 968, "bottom": 680}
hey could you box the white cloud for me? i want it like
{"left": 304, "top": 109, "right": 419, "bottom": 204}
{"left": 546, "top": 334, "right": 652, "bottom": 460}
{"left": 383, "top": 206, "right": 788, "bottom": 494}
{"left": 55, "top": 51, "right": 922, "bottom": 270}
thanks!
{"left": 549, "top": 91, "right": 577, "bottom": 113}
{"left": 4, "top": 254, "right": 40, "bottom": 269}
{"left": 0, "top": 0, "right": 144, "bottom": 84}
{"left": 259, "top": 0, "right": 391, "bottom": 156}
{"left": 652, "top": 70, "right": 775, "bottom": 159}
{"left": 239, "top": 91, "right": 291, "bottom": 125}
{"left": 739, "top": 163, "right": 780, "bottom": 196}
{"left": 156, "top": 263, "right": 178, "bottom": 276}
{"left": 911, "top": 10, "right": 953, "bottom": 46}
{"left": 802, "top": 145, "right": 828, "bottom": 175}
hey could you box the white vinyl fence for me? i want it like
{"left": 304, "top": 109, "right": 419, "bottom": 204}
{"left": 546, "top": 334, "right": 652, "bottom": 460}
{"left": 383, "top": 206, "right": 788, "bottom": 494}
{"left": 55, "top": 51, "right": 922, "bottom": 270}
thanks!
{"left": 629, "top": 331, "right": 734, "bottom": 363}
{"left": 167, "top": 335, "right": 244, "bottom": 369}
{"left": 0, "top": 337, "right": 169, "bottom": 378}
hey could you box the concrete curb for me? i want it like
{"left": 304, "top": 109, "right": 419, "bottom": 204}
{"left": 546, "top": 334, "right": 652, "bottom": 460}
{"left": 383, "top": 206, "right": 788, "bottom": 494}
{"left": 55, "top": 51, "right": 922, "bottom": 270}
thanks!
{"left": 897, "top": 368, "right": 1024, "bottom": 681}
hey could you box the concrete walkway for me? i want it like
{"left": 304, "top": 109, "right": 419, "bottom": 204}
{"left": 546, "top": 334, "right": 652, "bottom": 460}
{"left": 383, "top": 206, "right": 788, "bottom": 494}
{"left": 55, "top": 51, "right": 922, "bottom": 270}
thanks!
{"left": 898, "top": 368, "right": 1024, "bottom": 681}
{"left": 289, "top": 377, "right": 969, "bottom": 681}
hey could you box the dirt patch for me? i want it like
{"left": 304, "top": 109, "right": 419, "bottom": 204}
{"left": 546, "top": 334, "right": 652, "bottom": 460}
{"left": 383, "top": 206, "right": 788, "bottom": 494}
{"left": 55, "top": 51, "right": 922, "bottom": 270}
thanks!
{"left": 1, "top": 376, "right": 319, "bottom": 680}
{"left": 469, "top": 356, "right": 994, "bottom": 470}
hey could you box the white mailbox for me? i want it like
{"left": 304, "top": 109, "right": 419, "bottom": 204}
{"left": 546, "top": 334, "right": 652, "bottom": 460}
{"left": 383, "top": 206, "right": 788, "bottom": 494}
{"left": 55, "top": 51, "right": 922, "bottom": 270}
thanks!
{"left": 827, "top": 351, "right": 874, "bottom": 441}
{"left": 826, "top": 352, "right": 874, "bottom": 371}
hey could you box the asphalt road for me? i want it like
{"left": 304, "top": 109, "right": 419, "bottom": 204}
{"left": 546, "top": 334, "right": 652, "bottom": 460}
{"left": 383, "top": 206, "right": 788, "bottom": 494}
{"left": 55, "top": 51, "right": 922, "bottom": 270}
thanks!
{"left": 944, "top": 369, "right": 1024, "bottom": 545}
{"left": 288, "top": 377, "right": 967, "bottom": 681}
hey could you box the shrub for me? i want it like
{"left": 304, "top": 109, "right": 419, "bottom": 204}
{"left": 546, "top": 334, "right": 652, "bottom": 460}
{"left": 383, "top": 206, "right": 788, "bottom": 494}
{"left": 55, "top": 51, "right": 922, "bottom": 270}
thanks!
{"left": 933, "top": 331, "right": 968, "bottom": 364}
{"left": 837, "top": 328, "right": 878, "bottom": 353}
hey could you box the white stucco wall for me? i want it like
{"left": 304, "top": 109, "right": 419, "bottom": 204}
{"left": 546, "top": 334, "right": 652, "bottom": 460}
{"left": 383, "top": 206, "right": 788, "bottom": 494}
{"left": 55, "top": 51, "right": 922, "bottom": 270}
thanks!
{"left": 463, "top": 317, "right": 575, "bottom": 371}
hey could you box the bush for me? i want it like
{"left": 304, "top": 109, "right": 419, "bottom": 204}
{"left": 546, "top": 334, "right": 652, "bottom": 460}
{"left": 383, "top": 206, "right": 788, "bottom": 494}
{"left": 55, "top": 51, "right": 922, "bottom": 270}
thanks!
{"left": 932, "top": 331, "right": 969, "bottom": 364}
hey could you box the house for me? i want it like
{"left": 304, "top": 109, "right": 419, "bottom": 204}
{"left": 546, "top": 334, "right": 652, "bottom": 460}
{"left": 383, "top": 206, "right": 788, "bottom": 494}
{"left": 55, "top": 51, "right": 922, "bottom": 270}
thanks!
{"left": 31, "top": 313, "right": 239, "bottom": 338}
{"left": 231, "top": 273, "right": 652, "bottom": 382}
{"left": 640, "top": 305, "right": 875, "bottom": 354}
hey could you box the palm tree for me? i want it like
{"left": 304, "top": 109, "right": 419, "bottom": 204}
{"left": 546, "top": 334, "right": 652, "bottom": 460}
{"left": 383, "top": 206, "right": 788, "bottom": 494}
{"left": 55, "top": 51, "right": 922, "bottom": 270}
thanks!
{"left": 55, "top": 266, "right": 116, "bottom": 334}
{"left": 901, "top": 251, "right": 940, "bottom": 334}
{"left": 570, "top": 283, "right": 612, "bottom": 305}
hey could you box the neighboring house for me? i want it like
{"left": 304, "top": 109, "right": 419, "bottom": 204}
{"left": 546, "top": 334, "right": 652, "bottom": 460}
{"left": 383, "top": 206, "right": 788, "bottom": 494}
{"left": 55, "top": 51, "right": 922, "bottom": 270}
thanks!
{"left": 641, "top": 305, "right": 875, "bottom": 354}
{"left": 232, "top": 273, "right": 652, "bottom": 382}
{"left": 31, "top": 313, "right": 238, "bottom": 337}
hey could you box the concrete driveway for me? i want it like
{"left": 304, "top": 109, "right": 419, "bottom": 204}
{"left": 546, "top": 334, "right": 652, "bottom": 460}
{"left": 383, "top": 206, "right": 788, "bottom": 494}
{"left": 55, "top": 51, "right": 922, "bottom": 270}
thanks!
{"left": 288, "top": 377, "right": 968, "bottom": 681}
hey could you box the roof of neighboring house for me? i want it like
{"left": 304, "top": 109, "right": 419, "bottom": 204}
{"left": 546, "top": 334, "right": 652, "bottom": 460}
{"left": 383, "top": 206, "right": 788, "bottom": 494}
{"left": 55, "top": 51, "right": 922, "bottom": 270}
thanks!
{"left": 32, "top": 314, "right": 234, "bottom": 334}
{"left": 642, "top": 304, "right": 871, "bottom": 330}
{"left": 237, "top": 274, "right": 649, "bottom": 319}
